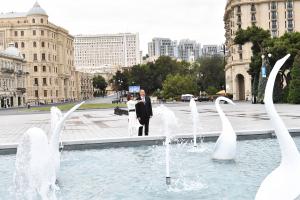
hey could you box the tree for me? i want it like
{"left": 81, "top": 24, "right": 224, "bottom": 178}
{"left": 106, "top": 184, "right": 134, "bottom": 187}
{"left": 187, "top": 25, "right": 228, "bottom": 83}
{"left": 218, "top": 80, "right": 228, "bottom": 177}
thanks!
{"left": 93, "top": 75, "right": 107, "bottom": 96}
{"left": 194, "top": 56, "right": 225, "bottom": 92}
{"left": 234, "top": 26, "right": 271, "bottom": 101}
{"left": 109, "top": 70, "right": 128, "bottom": 91}
{"left": 162, "top": 74, "right": 198, "bottom": 99}
{"left": 288, "top": 53, "right": 300, "bottom": 104}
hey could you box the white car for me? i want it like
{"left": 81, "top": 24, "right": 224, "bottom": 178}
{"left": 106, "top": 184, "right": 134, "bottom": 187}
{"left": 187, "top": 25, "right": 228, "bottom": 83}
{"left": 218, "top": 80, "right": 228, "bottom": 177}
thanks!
{"left": 181, "top": 94, "right": 194, "bottom": 102}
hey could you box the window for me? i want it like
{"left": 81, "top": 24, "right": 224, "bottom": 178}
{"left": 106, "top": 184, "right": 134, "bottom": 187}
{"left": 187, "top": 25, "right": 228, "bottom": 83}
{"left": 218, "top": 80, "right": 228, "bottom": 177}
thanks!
{"left": 41, "top": 42, "right": 45, "bottom": 47}
{"left": 56, "top": 90, "right": 58, "bottom": 97}
{"left": 21, "top": 42, "right": 25, "bottom": 48}
{"left": 22, "top": 54, "right": 25, "bottom": 59}
{"left": 42, "top": 66, "right": 46, "bottom": 72}
{"left": 35, "top": 90, "right": 39, "bottom": 97}
{"left": 34, "top": 66, "right": 38, "bottom": 72}
{"left": 239, "top": 53, "right": 243, "bottom": 60}
{"left": 15, "top": 42, "right": 18, "bottom": 48}
{"left": 34, "top": 78, "right": 38, "bottom": 86}
{"left": 42, "top": 53, "right": 46, "bottom": 61}
{"left": 14, "top": 31, "right": 18, "bottom": 36}
{"left": 32, "top": 18, "right": 35, "bottom": 23}
{"left": 40, "top": 18, "right": 44, "bottom": 23}
{"left": 33, "top": 53, "right": 38, "bottom": 61}
{"left": 287, "top": 0, "right": 293, "bottom": 9}
{"left": 43, "top": 78, "right": 47, "bottom": 86}
{"left": 272, "top": 21, "right": 277, "bottom": 29}
{"left": 251, "top": 4, "right": 256, "bottom": 12}
{"left": 251, "top": 13, "right": 256, "bottom": 21}
{"left": 33, "top": 30, "right": 36, "bottom": 36}
{"left": 44, "top": 90, "right": 47, "bottom": 97}
{"left": 271, "top": 11, "right": 277, "bottom": 20}
{"left": 271, "top": 2, "right": 277, "bottom": 10}
{"left": 21, "top": 31, "right": 24, "bottom": 36}
{"left": 33, "top": 41, "right": 37, "bottom": 47}
{"left": 287, "top": 10, "right": 293, "bottom": 19}
{"left": 41, "top": 30, "right": 44, "bottom": 36}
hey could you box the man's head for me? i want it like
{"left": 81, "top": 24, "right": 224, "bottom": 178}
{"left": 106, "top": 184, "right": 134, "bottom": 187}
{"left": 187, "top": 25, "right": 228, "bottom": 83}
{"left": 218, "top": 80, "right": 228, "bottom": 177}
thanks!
{"left": 139, "top": 89, "right": 145, "bottom": 98}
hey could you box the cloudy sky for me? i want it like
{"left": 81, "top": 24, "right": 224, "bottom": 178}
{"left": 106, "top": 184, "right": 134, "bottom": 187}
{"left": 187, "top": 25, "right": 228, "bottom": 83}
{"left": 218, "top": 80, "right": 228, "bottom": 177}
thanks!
{"left": 1, "top": 0, "right": 227, "bottom": 54}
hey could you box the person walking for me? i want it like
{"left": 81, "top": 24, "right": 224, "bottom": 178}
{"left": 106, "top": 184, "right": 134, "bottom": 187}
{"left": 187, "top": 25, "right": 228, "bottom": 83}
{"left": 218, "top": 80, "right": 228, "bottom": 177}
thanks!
{"left": 126, "top": 94, "right": 141, "bottom": 136}
{"left": 135, "top": 89, "right": 153, "bottom": 136}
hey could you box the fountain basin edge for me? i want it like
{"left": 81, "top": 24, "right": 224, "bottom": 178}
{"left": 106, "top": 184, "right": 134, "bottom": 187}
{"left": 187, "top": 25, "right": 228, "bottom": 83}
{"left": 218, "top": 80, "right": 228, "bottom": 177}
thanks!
{"left": 1, "top": 128, "right": 300, "bottom": 155}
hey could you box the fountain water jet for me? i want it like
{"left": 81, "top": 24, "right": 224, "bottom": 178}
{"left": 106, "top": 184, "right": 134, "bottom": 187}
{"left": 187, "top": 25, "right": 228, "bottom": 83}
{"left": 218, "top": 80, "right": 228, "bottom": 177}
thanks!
{"left": 212, "top": 97, "right": 236, "bottom": 160}
{"left": 14, "top": 102, "right": 84, "bottom": 199}
{"left": 255, "top": 54, "right": 300, "bottom": 200}
{"left": 189, "top": 98, "right": 200, "bottom": 147}
{"left": 155, "top": 105, "right": 177, "bottom": 185}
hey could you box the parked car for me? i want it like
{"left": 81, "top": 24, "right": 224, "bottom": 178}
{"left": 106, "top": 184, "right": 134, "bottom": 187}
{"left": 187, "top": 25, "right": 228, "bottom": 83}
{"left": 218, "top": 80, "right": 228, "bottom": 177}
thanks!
{"left": 198, "top": 96, "right": 211, "bottom": 102}
{"left": 181, "top": 94, "right": 194, "bottom": 102}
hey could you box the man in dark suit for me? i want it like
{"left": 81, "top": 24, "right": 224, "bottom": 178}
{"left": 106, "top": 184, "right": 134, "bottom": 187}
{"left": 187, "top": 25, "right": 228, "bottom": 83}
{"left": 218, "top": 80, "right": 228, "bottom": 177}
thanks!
{"left": 135, "top": 89, "right": 153, "bottom": 136}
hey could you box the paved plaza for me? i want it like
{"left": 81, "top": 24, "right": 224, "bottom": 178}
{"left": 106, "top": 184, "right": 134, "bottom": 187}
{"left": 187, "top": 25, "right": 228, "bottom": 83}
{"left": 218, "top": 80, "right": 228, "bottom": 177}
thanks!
{"left": 0, "top": 101, "right": 300, "bottom": 148}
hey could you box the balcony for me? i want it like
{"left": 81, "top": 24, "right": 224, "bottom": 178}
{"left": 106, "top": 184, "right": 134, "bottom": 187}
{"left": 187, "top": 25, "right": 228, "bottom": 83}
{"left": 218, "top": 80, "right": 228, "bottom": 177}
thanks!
{"left": 17, "top": 88, "right": 26, "bottom": 93}
{"left": 1, "top": 68, "right": 14, "bottom": 74}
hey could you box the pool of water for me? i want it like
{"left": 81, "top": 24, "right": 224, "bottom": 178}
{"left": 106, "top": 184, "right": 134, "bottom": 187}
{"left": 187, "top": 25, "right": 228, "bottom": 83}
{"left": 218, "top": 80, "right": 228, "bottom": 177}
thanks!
{"left": 1, "top": 137, "right": 297, "bottom": 200}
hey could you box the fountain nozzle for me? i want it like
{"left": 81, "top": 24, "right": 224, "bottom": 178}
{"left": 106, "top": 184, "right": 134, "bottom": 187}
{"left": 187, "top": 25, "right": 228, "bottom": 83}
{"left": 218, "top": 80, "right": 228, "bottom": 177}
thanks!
{"left": 166, "top": 177, "right": 171, "bottom": 185}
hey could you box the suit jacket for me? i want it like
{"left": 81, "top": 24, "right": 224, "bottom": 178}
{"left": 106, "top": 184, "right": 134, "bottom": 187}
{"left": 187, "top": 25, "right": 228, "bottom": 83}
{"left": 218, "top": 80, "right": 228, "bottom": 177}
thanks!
{"left": 135, "top": 96, "right": 153, "bottom": 121}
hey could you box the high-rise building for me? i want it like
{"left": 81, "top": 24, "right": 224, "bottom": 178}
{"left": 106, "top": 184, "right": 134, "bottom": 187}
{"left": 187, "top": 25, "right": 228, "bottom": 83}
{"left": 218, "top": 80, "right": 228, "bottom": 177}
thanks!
{"left": 178, "top": 39, "right": 201, "bottom": 62}
{"left": 224, "top": 0, "right": 300, "bottom": 100}
{"left": 202, "top": 45, "right": 225, "bottom": 57}
{"left": 74, "top": 33, "right": 141, "bottom": 77}
{"left": 0, "top": 2, "right": 85, "bottom": 104}
{"left": 0, "top": 43, "right": 26, "bottom": 108}
{"left": 147, "top": 38, "right": 178, "bottom": 58}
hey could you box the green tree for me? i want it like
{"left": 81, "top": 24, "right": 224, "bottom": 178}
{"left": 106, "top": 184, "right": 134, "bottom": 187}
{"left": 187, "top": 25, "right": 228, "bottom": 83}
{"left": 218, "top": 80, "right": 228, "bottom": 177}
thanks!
{"left": 234, "top": 26, "right": 271, "bottom": 101}
{"left": 194, "top": 56, "right": 225, "bottom": 92}
{"left": 109, "top": 70, "right": 128, "bottom": 91}
{"left": 162, "top": 74, "right": 197, "bottom": 99}
{"left": 93, "top": 75, "right": 107, "bottom": 96}
{"left": 288, "top": 53, "right": 300, "bottom": 104}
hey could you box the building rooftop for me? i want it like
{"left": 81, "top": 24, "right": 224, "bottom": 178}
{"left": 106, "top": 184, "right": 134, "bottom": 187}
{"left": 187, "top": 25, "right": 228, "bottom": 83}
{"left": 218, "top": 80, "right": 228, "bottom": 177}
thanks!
{"left": 0, "top": 2, "right": 47, "bottom": 19}
{"left": 27, "top": 2, "right": 47, "bottom": 16}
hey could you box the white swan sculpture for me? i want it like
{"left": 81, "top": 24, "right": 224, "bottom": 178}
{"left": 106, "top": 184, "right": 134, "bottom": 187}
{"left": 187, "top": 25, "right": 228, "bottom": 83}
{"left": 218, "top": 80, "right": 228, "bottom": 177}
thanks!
{"left": 212, "top": 96, "right": 236, "bottom": 160}
{"left": 14, "top": 102, "right": 84, "bottom": 198}
{"left": 255, "top": 54, "right": 300, "bottom": 200}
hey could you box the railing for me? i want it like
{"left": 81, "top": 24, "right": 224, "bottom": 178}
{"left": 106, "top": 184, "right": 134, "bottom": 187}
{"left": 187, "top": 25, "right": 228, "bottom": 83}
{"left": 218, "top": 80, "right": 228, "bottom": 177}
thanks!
{"left": 1, "top": 68, "right": 14, "bottom": 74}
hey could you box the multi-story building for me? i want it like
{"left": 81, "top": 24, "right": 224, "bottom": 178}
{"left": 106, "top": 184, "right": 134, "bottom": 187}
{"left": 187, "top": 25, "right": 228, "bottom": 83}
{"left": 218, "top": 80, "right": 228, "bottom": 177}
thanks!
{"left": 177, "top": 39, "right": 201, "bottom": 62}
{"left": 148, "top": 38, "right": 178, "bottom": 59}
{"left": 74, "top": 33, "right": 141, "bottom": 77}
{"left": 0, "top": 43, "right": 26, "bottom": 108}
{"left": 0, "top": 2, "right": 83, "bottom": 104}
{"left": 202, "top": 45, "right": 225, "bottom": 57}
{"left": 80, "top": 72, "right": 94, "bottom": 100}
{"left": 224, "top": 0, "right": 300, "bottom": 100}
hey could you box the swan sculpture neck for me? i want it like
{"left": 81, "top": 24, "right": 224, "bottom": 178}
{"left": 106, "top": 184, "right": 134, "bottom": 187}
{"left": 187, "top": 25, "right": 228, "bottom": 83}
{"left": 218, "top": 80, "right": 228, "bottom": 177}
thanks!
{"left": 263, "top": 54, "right": 299, "bottom": 164}
{"left": 50, "top": 102, "right": 85, "bottom": 150}
{"left": 215, "top": 97, "right": 235, "bottom": 128}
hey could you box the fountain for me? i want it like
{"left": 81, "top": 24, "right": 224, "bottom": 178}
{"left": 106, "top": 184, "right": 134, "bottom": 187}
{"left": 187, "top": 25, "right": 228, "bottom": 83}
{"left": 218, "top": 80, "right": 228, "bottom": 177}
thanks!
{"left": 189, "top": 98, "right": 199, "bottom": 147}
{"left": 155, "top": 105, "right": 178, "bottom": 185}
{"left": 14, "top": 102, "right": 84, "bottom": 199}
{"left": 50, "top": 102, "right": 85, "bottom": 177}
{"left": 255, "top": 54, "right": 300, "bottom": 200}
{"left": 212, "top": 96, "right": 236, "bottom": 160}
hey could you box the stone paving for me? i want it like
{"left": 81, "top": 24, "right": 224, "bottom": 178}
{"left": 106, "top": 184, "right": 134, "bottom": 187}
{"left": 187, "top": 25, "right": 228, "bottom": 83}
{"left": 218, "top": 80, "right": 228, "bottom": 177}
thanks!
{"left": 0, "top": 102, "right": 300, "bottom": 147}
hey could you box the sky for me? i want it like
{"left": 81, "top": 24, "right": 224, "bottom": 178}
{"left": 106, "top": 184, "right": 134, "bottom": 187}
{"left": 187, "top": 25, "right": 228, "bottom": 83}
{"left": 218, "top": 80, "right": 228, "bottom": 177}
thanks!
{"left": 0, "top": 0, "right": 227, "bottom": 54}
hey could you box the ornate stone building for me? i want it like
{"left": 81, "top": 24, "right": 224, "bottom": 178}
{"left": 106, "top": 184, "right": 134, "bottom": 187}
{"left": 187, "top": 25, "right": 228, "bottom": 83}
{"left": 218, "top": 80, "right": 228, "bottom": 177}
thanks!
{"left": 0, "top": 43, "right": 26, "bottom": 108}
{"left": 0, "top": 2, "right": 93, "bottom": 104}
{"left": 224, "top": 0, "right": 300, "bottom": 100}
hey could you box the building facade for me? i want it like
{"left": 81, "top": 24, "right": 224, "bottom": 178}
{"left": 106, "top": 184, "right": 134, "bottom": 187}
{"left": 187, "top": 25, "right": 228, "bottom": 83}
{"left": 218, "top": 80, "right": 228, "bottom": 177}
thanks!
{"left": 202, "top": 45, "right": 225, "bottom": 57}
{"left": 148, "top": 38, "right": 178, "bottom": 59}
{"left": 224, "top": 0, "right": 300, "bottom": 100}
{"left": 177, "top": 39, "right": 201, "bottom": 62}
{"left": 0, "top": 43, "right": 26, "bottom": 108}
{"left": 74, "top": 33, "right": 141, "bottom": 76}
{"left": 0, "top": 2, "right": 84, "bottom": 104}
